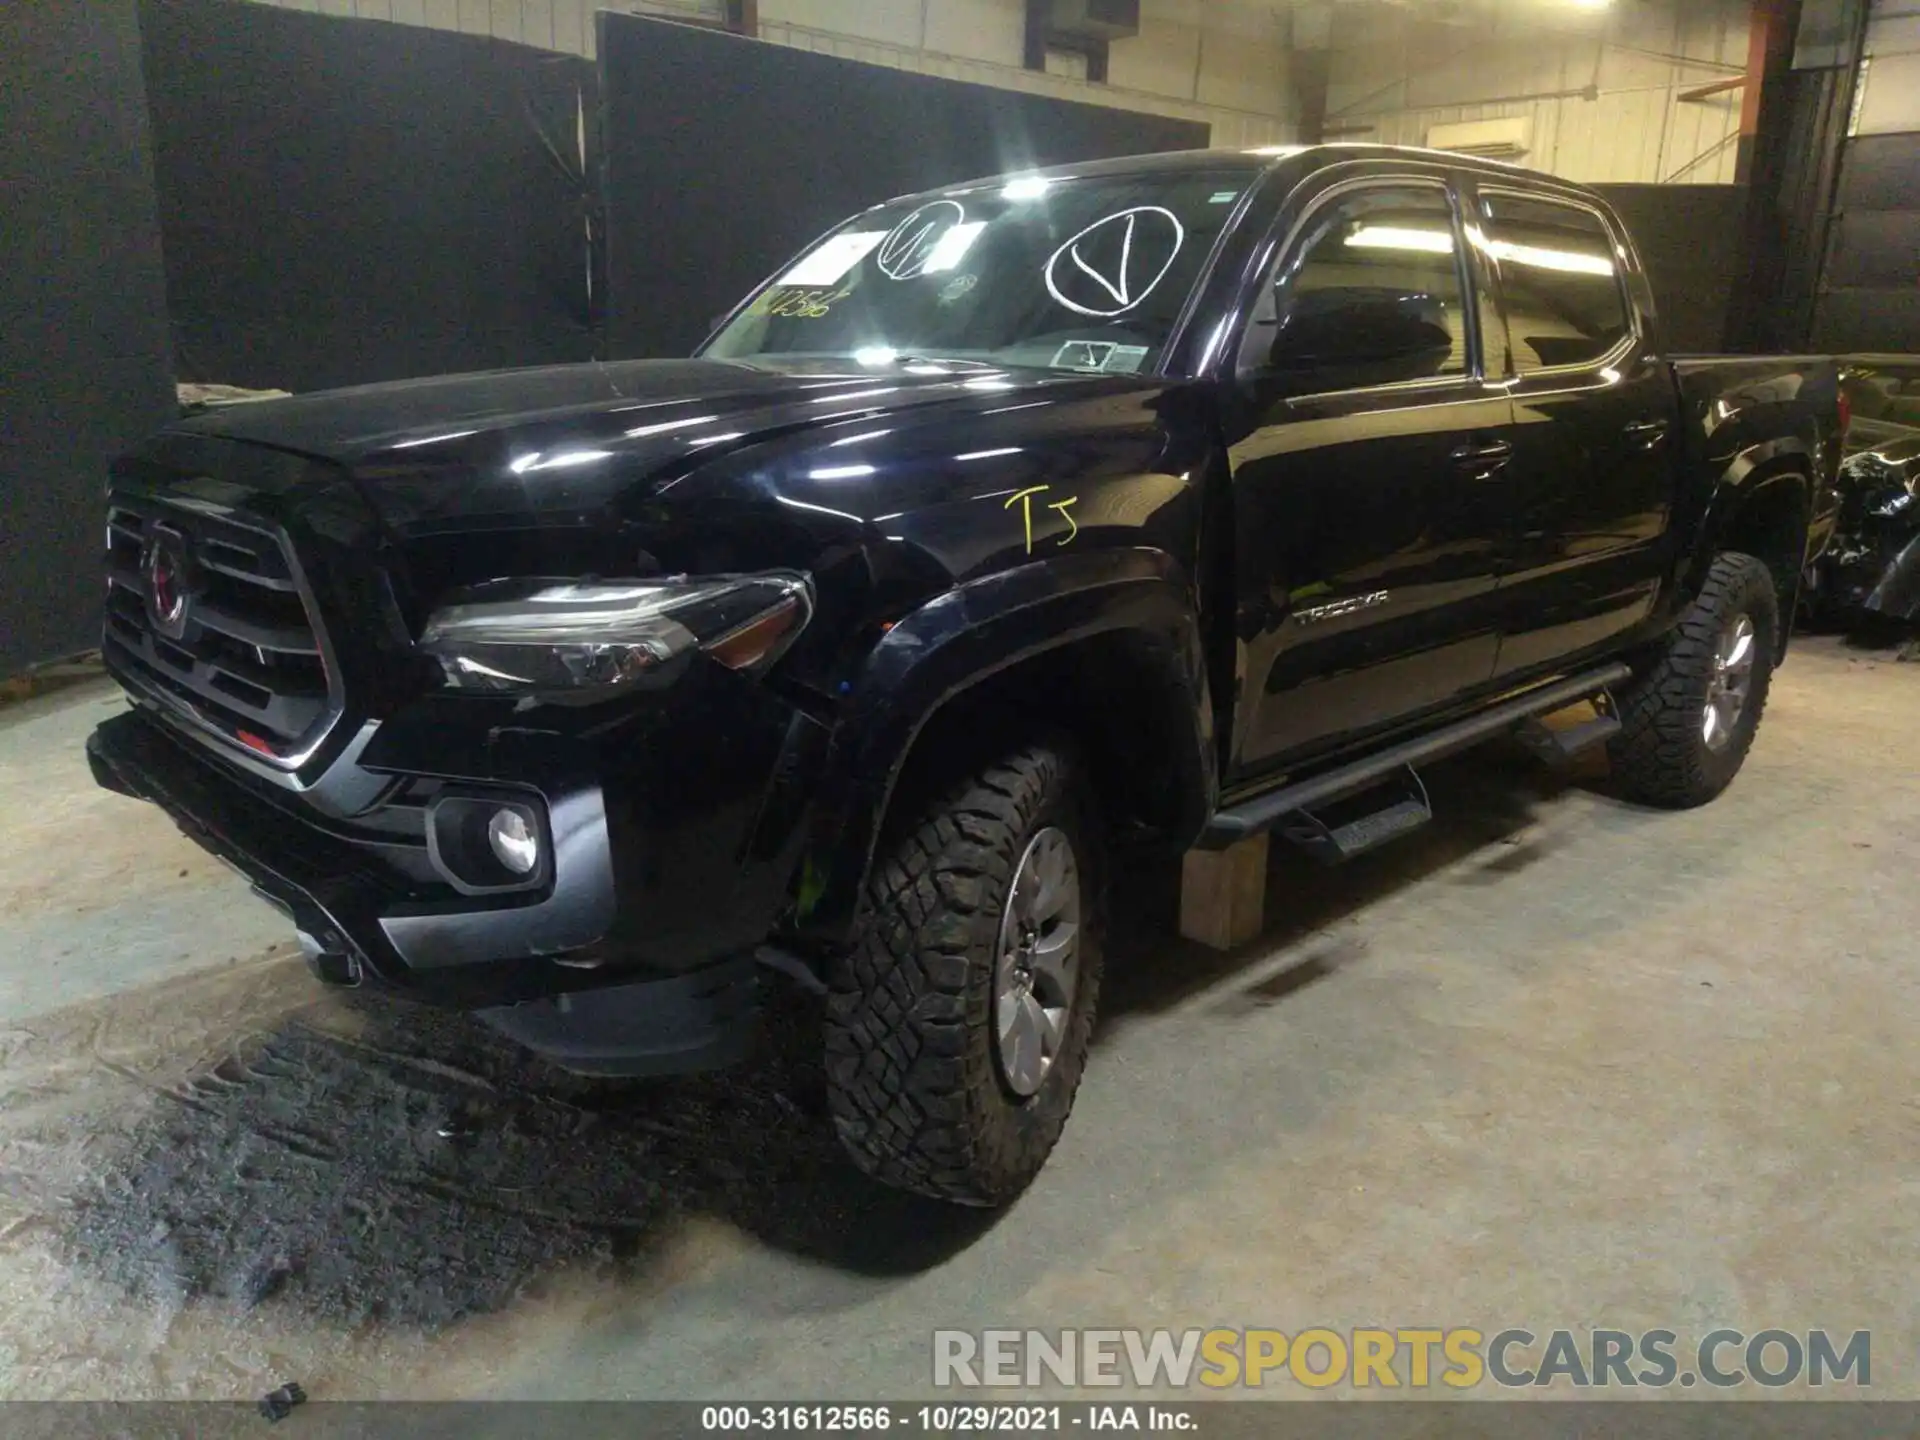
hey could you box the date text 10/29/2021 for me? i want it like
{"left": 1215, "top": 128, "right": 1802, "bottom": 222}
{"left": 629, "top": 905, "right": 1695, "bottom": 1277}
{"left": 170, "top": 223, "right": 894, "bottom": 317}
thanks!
{"left": 702, "top": 1406, "right": 1189, "bottom": 1432}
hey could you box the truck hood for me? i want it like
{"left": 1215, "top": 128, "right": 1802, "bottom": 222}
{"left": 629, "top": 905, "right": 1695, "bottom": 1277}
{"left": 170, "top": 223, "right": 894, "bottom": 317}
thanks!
{"left": 134, "top": 354, "right": 1170, "bottom": 612}
{"left": 164, "top": 355, "right": 1069, "bottom": 532}
{"left": 175, "top": 357, "right": 1001, "bottom": 466}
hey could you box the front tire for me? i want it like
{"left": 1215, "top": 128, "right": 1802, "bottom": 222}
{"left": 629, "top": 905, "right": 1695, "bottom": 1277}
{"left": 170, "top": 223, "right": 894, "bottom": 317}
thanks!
{"left": 824, "top": 743, "right": 1104, "bottom": 1206}
{"left": 1608, "top": 551, "right": 1779, "bottom": 808}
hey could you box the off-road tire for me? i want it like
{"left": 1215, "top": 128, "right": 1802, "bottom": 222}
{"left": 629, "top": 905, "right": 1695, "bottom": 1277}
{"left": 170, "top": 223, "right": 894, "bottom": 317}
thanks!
{"left": 1608, "top": 551, "right": 1779, "bottom": 808}
{"left": 824, "top": 743, "right": 1104, "bottom": 1206}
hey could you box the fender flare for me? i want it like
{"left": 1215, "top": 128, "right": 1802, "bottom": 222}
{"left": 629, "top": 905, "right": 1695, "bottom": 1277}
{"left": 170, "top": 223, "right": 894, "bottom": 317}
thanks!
{"left": 788, "top": 547, "right": 1212, "bottom": 950}
{"left": 1677, "top": 437, "right": 1815, "bottom": 602}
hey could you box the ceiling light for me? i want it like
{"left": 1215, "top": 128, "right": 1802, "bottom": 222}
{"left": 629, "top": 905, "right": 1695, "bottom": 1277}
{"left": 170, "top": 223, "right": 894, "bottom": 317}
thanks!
{"left": 1346, "top": 225, "right": 1455, "bottom": 254}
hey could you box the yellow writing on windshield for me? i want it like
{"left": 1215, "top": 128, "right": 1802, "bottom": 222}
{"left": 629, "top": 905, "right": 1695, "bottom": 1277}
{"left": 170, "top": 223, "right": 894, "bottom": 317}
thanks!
{"left": 754, "top": 286, "right": 851, "bottom": 319}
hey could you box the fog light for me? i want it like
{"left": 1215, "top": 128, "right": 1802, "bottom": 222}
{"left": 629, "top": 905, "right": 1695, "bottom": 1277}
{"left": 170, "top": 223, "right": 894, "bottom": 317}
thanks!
{"left": 487, "top": 806, "right": 540, "bottom": 874}
{"left": 425, "top": 792, "right": 549, "bottom": 894}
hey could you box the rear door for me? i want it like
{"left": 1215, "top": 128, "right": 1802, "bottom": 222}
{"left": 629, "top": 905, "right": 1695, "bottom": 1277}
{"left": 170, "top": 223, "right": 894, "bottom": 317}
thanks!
{"left": 1222, "top": 168, "right": 1514, "bottom": 783}
{"left": 1470, "top": 183, "right": 1679, "bottom": 676}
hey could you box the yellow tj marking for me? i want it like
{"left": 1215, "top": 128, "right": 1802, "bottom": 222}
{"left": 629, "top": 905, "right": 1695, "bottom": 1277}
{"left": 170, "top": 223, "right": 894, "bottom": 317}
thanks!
{"left": 1002, "top": 485, "right": 1079, "bottom": 554}
{"left": 1047, "top": 495, "right": 1079, "bottom": 545}
{"left": 1003, "top": 486, "right": 1049, "bottom": 554}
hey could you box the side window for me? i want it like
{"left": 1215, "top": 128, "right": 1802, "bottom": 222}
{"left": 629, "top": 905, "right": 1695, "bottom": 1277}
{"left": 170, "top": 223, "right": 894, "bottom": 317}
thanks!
{"left": 1249, "top": 184, "right": 1472, "bottom": 390}
{"left": 1484, "top": 194, "right": 1631, "bottom": 373}
{"left": 1843, "top": 366, "right": 1920, "bottom": 429}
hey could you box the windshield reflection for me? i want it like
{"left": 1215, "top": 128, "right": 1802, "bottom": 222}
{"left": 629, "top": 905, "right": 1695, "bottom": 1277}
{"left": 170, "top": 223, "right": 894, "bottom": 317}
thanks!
{"left": 702, "top": 168, "right": 1259, "bottom": 376}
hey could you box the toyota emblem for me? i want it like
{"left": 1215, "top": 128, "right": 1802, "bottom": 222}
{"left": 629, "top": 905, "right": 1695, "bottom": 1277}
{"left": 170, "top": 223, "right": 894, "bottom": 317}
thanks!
{"left": 143, "top": 526, "right": 194, "bottom": 639}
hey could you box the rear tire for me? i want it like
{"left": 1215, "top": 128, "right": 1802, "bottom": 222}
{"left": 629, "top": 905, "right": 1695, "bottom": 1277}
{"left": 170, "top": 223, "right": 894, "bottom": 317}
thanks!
{"left": 1608, "top": 551, "right": 1779, "bottom": 809}
{"left": 824, "top": 742, "right": 1104, "bottom": 1206}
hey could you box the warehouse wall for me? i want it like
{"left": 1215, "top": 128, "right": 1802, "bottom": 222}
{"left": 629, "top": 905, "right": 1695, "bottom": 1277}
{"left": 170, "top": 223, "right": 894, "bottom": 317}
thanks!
{"left": 245, "top": 0, "right": 1298, "bottom": 147}
{"left": 1325, "top": 0, "right": 1753, "bottom": 185}
{"left": 1813, "top": 0, "right": 1920, "bottom": 351}
{"left": 1, "top": 0, "right": 177, "bottom": 675}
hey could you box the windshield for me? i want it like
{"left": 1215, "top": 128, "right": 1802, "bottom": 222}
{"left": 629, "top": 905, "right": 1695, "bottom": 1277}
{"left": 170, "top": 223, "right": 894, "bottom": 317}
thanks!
{"left": 701, "top": 168, "right": 1256, "bottom": 375}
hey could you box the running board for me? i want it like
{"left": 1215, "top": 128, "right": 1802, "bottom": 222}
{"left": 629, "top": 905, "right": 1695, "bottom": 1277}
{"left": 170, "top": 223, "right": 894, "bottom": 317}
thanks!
{"left": 1200, "top": 663, "right": 1633, "bottom": 849}
{"left": 1277, "top": 765, "right": 1432, "bottom": 865}
{"left": 1514, "top": 703, "right": 1622, "bottom": 764}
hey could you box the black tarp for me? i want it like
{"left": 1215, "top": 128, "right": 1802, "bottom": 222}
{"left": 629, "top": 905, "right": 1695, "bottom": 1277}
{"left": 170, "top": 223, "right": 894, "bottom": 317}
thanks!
{"left": 1594, "top": 184, "right": 1749, "bottom": 354}
{"left": 1, "top": 0, "right": 176, "bottom": 674}
{"left": 596, "top": 13, "right": 1211, "bottom": 360}
{"left": 139, "top": 0, "right": 596, "bottom": 393}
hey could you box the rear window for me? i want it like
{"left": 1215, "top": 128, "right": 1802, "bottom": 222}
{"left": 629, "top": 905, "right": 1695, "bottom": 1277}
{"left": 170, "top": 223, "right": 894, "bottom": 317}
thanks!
{"left": 1485, "top": 194, "right": 1632, "bottom": 373}
{"left": 1841, "top": 364, "right": 1920, "bottom": 433}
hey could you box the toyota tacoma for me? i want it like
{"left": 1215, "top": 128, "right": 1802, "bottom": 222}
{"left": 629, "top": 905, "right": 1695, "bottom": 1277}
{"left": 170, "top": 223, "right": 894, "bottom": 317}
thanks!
{"left": 89, "top": 146, "right": 1842, "bottom": 1204}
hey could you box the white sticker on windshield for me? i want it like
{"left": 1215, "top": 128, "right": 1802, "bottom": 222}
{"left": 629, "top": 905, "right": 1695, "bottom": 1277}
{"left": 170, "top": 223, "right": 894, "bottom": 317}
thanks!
{"left": 1044, "top": 207, "right": 1185, "bottom": 319}
{"left": 778, "top": 230, "right": 886, "bottom": 286}
{"left": 1049, "top": 341, "right": 1153, "bottom": 374}
{"left": 1053, "top": 340, "right": 1118, "bottom": 371}
{"left": 1209, "top": 190, "right": 1240, "bottom": 204}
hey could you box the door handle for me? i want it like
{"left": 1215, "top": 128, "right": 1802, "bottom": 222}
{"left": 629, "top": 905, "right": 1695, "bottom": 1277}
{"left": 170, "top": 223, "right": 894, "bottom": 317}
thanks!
{"left": 1450, "top": 438, "right": 1513, "bottom": 476}
{"left": 1624, "top": 418, "right": 1670, "bottom": 449}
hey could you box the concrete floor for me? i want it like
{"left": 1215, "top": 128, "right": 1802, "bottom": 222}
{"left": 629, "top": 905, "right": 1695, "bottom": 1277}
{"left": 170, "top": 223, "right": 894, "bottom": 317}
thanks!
{"left": 0, "top": 636, "right": 1913, "bottom": 1402}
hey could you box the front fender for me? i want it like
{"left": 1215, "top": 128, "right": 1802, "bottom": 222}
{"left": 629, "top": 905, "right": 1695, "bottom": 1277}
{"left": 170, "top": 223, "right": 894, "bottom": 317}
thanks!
{"left": 788, "top": 547, "right": 1211, "bottom": 950}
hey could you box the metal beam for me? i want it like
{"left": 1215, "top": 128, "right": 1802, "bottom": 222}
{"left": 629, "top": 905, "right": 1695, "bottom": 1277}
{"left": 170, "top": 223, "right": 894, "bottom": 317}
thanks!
{"left": 1679, "top": 76, "right": 1748, "bottom": 103}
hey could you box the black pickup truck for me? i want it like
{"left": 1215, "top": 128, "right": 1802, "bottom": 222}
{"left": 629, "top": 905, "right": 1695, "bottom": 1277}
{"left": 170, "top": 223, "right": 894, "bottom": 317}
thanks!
{"left": 89, "top": 146, "right": 1842, "bottom": 1204}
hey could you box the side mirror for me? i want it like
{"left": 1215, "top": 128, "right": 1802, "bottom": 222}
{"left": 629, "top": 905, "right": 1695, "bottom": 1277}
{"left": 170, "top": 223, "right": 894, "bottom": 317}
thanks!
{"left": 1263, "top": 288, "right": 1454, "bottom": 381}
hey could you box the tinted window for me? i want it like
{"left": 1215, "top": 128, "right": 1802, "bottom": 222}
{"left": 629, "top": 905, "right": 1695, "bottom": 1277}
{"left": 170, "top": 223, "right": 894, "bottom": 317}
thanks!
{"left": 1251, "top": 184, "right": 1471, "bottom": 386}
{"left": 1485, "top": 194, "right": 1631, "bottom": 373}
{"left": 702, "top": 168, "right": 1255, "bottom": 374}
{"left": 1841, "top": 363, "right": 1920, "bottom": 433}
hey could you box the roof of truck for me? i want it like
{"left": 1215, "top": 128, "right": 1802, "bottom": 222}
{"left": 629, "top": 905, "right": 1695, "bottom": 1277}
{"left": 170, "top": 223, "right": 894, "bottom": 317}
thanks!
{"left": 922, "top": 141, "right": 1599, "bottom": 206}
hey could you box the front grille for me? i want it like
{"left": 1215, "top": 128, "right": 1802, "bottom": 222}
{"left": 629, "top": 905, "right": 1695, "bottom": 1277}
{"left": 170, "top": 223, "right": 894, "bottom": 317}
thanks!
{"left": 103, "top": 496, "right": 342, "bottom": 767}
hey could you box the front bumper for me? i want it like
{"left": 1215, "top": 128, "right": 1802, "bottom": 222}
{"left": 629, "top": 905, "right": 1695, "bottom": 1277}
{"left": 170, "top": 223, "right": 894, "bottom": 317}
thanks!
{"left": 87, "top": 706, "right": 621, "bottom": 1008}
{"left": 86, "top": 706, "right": 785, "bottom": 1073}
{"left": 89, "top": 706, "right": 772, "bottom": 1073}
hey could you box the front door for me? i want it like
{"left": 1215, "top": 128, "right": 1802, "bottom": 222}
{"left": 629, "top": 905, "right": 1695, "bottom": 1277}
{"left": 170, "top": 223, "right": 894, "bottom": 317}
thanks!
{"left": 1223, "top": 174, "right": 1513, "bottom": 784}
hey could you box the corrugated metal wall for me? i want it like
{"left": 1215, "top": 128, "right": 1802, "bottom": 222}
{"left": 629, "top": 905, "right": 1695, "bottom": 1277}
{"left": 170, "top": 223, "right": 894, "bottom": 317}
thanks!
{"left": 1326, "top": 0, "right": 1753, "bottom": 185}
{"left": 1814, "top": 0, "right": 1920, "bottom": 350}
{"left": 244, "top": 0, "right": 717, "bottom": 56}
{"left": 243, "top": 0, "right": 1297, "bottom": 148}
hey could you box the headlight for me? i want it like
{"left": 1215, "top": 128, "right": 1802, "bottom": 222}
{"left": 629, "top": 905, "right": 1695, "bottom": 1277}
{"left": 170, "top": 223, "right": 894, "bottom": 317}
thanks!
{"left": 419, "top": 571, "right": 812, "bottom": 695}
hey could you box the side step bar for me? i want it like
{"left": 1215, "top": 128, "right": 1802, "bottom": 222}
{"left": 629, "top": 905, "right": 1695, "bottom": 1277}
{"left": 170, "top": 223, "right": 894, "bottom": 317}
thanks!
{"left": 1200, "top": 663, "right": 1632, "bottom": 849}
{"left": 1514, "top": 691, "right": 1622, "bottom": 763}
{"left": 1278, "top": 765, "right": 1432, "bottom": 865}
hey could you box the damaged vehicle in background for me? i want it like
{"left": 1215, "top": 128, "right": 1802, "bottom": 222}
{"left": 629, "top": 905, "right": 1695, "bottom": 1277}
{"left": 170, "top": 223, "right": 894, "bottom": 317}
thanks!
{"left": 1804, "top": 356, "right": 1920, "bottom": 638}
